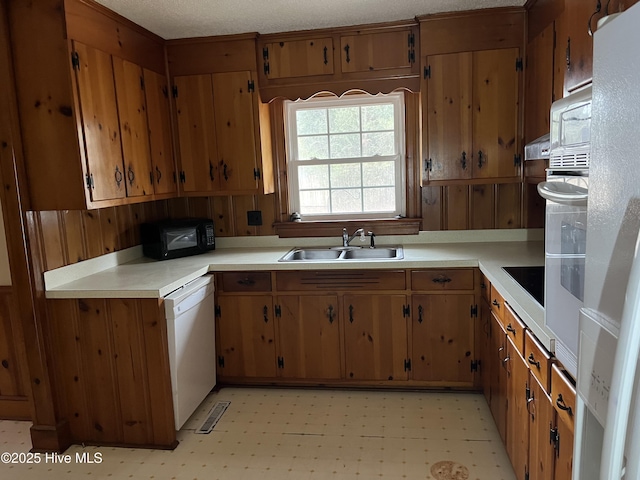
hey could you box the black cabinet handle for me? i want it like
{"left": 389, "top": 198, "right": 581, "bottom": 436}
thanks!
{"left": 263, "top": 305, "right": 269, "bottom": 323}
{"left": 432, "top": 275, "right": 452, "bottom": 284}
{"left": 223, "top": 163, "right": 229, "bottom": 181}
{"left": 480, "top": 282, "right": 487, "bottom": 290}
{"left": 237, "top": 278, "right": 256, "bottom": 286}
{"left": 323, "top": 46, "right": 328, "bottom": 65}
{"left": 328, "top": 305, "right": 334, "bottom": 324}
{"left": 127, "top": 165, "right": 135, "bottom": 186}
{"left": 115, "top": 166, "right": 123, "bottom": 187}
{"left": 556, "top": 394, "right": 573, "bottom": 416}
{"left": 418, "top": 305, "right": 423, "bottom": 324}
{"left": 478, "top": 150, "right": 484, "bottom": 169}
{"left": 506, "top": 324, "right": 517, "bottom": 335}
{"left": 155, "top": 166, "right": 162, "bottom": 183}
{"left": 349, "top": 304, "right": 354, "bottom": 323}
{"left": 528, "top": 353, "right": 540, "bottom": 368}
{"left": 492, "top": 299, "right": 500, "bottom": 308}
{"left": 461, "top": 151, "right": 467, "bottom": 170}
{"left": 344, "top": 44, "right": 350, "bottom": 64}
{"left": 209, "top": 161, "right": 214, "bottom": 181}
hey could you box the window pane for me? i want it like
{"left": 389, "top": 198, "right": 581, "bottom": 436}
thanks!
{"left": 363, "top": 187, "right": 396, "bottom": 212}
{"left": 330, "top": 133, "right": 361, "bottom": 159}
{"left": 331, "top": 189, "right": 362, "bottom": 213}
{"left": 329, "top": 107, "right": 360, "bottom": 133}
{"left": 330, "top": 163, "right": 361, "bottom": 188}
{"left": 298, "top": 165, "right": 329, "bottom": 189}
{"left": 363, "top": 161, "right": 395, "bottom": 186}
{"left": 298, "top": 135, "right": 328, "bottom": 160}
{"left": 299, "top": 190, "right": 330, "bottom": 214}
{"left": 362, "top": 132, "right": 395, "bottom": 156}
{"left": 361, "top": 104, "right": 394, "bottom": 131}
{"left": 296, "top": 109, "right": 327, "bottom": 135}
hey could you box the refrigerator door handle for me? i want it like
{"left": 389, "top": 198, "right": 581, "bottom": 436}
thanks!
{"left": 537, "top": 181, "right": 589, "bottom": 206}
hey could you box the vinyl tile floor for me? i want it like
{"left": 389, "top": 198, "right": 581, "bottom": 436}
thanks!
{"left": 0, "top": 387, "right": 516, "bottom": 480}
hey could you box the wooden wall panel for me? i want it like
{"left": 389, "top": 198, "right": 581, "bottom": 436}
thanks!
{"left": 62, "top": 210, "right": 86, "bottom": 264}
{"left": 188, "top": 197, "right": 212, "bottom": 219}
{"left": 0, "top": 290, "right": 23, "bottom": 397}
{"left": 99, "top": 207, "right": 119, "bottom": 254}
{"left": 421, "top": 186, "right": 443, "bottom": 231}
{"left": 257, "top": 194, "right": 277, "bottom": 236}
{"left": 470, "top": 185, "right": 495, "bottom": 229}
{"left": 210, "top": 197, "right": 234, "bottom": 237}
{"left": 38, "top": 211, "right": 66, "bottom": 271}
{"left": 445, "top": 185, "right": 469, "bottom": 230}
{"left": 496, "top": 183, "right": 522, "bottom": 229}
{"left": 82, "top": 210, "right": 104, "bottom": 259}
{"left": 233, "top": 195, "right": 257, "bottom": 236}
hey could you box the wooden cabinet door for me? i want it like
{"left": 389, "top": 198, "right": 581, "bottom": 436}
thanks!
{"left": 216, "top": 295, "right": 276, "bottom": 378}
{"left": 528, "top": 374, "right": 555, "bottom": 480}
{"left": 265, "top": 38, "right": 334, "bottom": 79}
{"left": 562, "top": 0, "right": 600, "bottom": 93}
{"left": 112, "top": 57, "right": 153, "bottom": 197}
{"left": 472, "top": 48, "right": 520, "bottom": 179}
{"left": 553, "top": 415, "right": 574, "bottom": 480}
{"left": 479, "top": 298, "right": 492, "bottom": 403}
{"left": 506, "top": 336, "right": 530, "bottom": 480}
{"left": 525, "top": 23, "right": 555, "bottom": 144}
{"left": 211, "top": 71, "right": 259, "bottom": 192}
{"left": 411, "top": 294, "right": 474, "bottom": 385}
{"left": 490, "top": 312, "right": 508, "bottom": 444}
{"left": 173, "top": 74, "right": 219, "bottom": 193}
{"left": 343, "top": 294, "right": 408, "bottom": 381}
{"left": 143, "top": 68, "right": 176, "bottom": 195}
{"left": 276, "top": 295, "right": 341, "bottom": 379}
{"left": 71, "top": 41, "right": 125, "bottom": 202}
{"left": 423, "top": 52, "right": 473, "bottom": 181}
{"left": 341, "top": 30, "right": 413, "bottom": 73}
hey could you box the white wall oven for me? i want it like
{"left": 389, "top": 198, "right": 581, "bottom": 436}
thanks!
{"left": 537, "top": 85, "right": 591, "bottom": 377}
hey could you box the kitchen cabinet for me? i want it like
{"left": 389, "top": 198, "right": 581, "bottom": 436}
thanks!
{"left": 276, "top": 295, "right": 341, "bottom": 379}
{"left": 8, "top": 0, "right": 172, "bottom": 210}
{"left": 340, "top": 29, "right": 416, "bottom": 74}
{"left": 552, "top": 415, "right": 574, "bottom": 480}
{"left": 343, "top": 294, "right": 409, "bottom": 381}
{"left": 528, "top": 374, "right": 555, "bottom": 480}
{"left": 263, "top": 37, "right": 334, "bottom": 79}
{"left": 215, "top": 295, "right": 277, "bottom": 378}
{"left": 478, "top": 276, "right": 492, "bottom": 401}
{"left": 173, "top": 71, "right": 274, "bottom": 195}
{"left": 525, "top": 23, "right": 554, "bottom": 143}
{"left": 423, "top": 48, "right": 521, "bottom": 183}
{"left": 490, "top": 312, "right": 508, "bottom": 444}
{"left": 411, "top": 294, "right": 475, "bottom": 385}
{"left": 506, "top": 335, "right": 531, "bottom": 480}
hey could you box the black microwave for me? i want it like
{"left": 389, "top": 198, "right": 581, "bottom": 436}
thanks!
{"left": 141, "top": 218, "right": 215, "bottom": 260}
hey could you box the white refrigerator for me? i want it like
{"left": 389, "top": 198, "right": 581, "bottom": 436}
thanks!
{"left": 574, "top": 3, "right": 640, "bottom": 479}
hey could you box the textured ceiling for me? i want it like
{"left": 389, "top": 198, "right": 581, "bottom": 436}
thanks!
{"left": 94, "top": 0, "right": 527, "bottom": 39}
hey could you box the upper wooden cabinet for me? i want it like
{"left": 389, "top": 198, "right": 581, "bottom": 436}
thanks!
{"left": 422, "top": 48, "right": 522, "bottom": 183}
{"left": 256, "top": 21, "right": 420, "bottom": 102}
{"left": 8, "top": 0, "right": 175, "bottom": 210}
{"left": 172, "top": 71, "right": 274, "bottom": 196}
{"left": 263, "top": 37, "right": 334, "bottom": 79}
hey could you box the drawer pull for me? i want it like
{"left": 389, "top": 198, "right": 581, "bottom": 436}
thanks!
{"left": 506, "top": 324, "right": 517, "bottom": 335}
{"left": 263, "top": 305, "right": 269, "bottom": 323}
{"left": 237, "top": 278, "right": 256, "bottom": 286}
{"left": 492, "top": 299, "right": 500, "bottom": 308}
{"left": 349, "top": 304, "right": 354, "bottom": 323}
{"left": 432, "top": 275, "right": 452, "bottom": 284}
{"left": 480, "top": 282, "right": 487, "bottom": 290}
{"left": 418, "top": 305, "right": 423, "bottom": 324}
{"left": 556, "top": 394, "right": 573, "bottom": 416}
{"left": 327, "top": 305, "right": 334, "bottom": 324}
{"left": 502, "top": 354, "right": 510, "bottom": 364}
{"left": 528, "top": 353, "right": 541, "bottom": 369}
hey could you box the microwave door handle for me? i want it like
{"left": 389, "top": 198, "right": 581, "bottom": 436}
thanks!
{"left": 537, "top": 181, "right": 589, "bottom": 206}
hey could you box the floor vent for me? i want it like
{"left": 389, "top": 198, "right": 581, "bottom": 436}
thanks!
{"left": 195, "top": 401, "right": 230, "bottom": 434}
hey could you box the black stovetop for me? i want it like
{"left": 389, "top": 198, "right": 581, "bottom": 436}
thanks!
{"left": 502, "top": 266, "right": 545, "bottom": 307}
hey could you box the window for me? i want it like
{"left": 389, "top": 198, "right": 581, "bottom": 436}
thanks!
{"left": 285, "top": 92, "right": 406, "bottom": 220}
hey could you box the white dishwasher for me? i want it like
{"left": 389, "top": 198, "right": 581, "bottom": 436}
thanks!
{"left": 164, "top": 274, "right": 216, "bottom": 430}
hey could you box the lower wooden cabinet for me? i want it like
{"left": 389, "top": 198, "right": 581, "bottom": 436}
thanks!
{"left": 490, "top": 312, "right": 508, "bottom": 444}
{"left": 552, "top": 415, "right": 574, "bottom": 480}
{"left": 412, "top": 293, "right": 475, "bottom": 385}
{"left": 478, "top": 298, "right": 492, "bottom": 403}
{"left": 276, "top": 295, "right": 341, "bottom": 379}
{"left": 506, "top": 335, "right": 531, "bottom": 480}
{"left": 215, "top": 295, "right": 277, "bottom": 377}
{"left": 528, "top": 374, "right": 555, "bottom": 480}
{"left": 343, "top": 294, "right": 409, "bottom": 381}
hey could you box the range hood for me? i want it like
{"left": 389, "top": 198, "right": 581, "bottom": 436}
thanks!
{"left": 524, "top": 133, "right": 550, "bottom": 161}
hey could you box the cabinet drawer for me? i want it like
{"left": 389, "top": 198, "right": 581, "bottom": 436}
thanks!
{"left": 525, "top": 330, "right": 553, "bottom": 393}
{"left": 503, "top": 304, "right": 526, "bottom": 357}
{"left": 411, "top": 269, "right": 474, "bottom": 291}
{"left": 219, "top": 272, "right": 272, "bottom": 292}
{"left": 490, "top": 285, "right": 505, "bottom": 320}
{"left": 480, "top": 273, "right": 491, "bottom": 303}
{"left": 276, "top": 270, "right": 406, "bottom": 291}
{"left": 551, "top": 364, "right": 576, "bottom": 432}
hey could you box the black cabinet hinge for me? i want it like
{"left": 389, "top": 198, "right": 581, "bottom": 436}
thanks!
{"left": 277, "top": 356, "right": 284, "bottom": 369}
{"left": 404, "top": 359, "right": 412, "bottom": 372}
{"left": 248, "top": 80, "right": 255, "bottom": 92}
{"left": 408, "top": 33, "right": 416, "bottom": 64}
{"left": 263, "top": 47, "right": 269, "bottom": 60}
{"left": 550, "top": 426, "right": 559, "bottom": 451}
{"left": 403, "top": 305, "right": 410, "bottom": 317}
{"left": 275, "top": 305, "right": 282, "bottom": 317}
{"left": 423, "top": 65, "right": 431, "bottom": 79}
{"left": 71, "top": 51, "right": 80, "bottom": 70}
{"left": 471, "top": 360, "right": 479, "bottom": 372}
{"left": 516, "top": 57, "right": 524, "bottom": 71}
{"left": 172, "top": 85, "right": 178, "bottom": 98}
{"left": 254, "top": 168, "right": 261, "bottom": 180}
{"left": 140, "top": 76, "right": 145, "bottom": 90}
{"left": 425, "top": 158, "right": 432, "bottom": 172}
{"left": 215, "top": 305, "right": 221, "bottom": 317}
{"left": 218, "top": 355, "right": 225, "bottom": 368}
{"left": 85, "top": 173, "right": 94, "bottom": 189}
{"left": 526, "top": 384, "right": 531, "bottom": 402}
{"left": 470, "top": 304, "right": 478, "bottom": 318}
{"left": 179, "top": 171, "right": 186, "bottom": 183}
{"left": 514, "top": 154, "right": 522, "bottom": 166}
{"left": 264, "top": 62, "right": 270, "bottom": 76}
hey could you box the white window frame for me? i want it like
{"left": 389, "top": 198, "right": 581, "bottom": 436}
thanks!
{"left": 284, "top": 92, "right": 406, "bottom": 221}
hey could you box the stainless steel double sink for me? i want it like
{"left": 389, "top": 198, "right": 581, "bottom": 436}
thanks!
{"left": 279, "top": 246, "right": 404, "bottom": 262}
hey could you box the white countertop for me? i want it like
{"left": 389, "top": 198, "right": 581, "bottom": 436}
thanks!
{"left": 43, "top": 231, "right": 550, "bottom": 350}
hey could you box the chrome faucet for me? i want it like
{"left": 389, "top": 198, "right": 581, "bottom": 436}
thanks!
{"left": 342, "top": 228, "right": 364, "bottom": 247}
